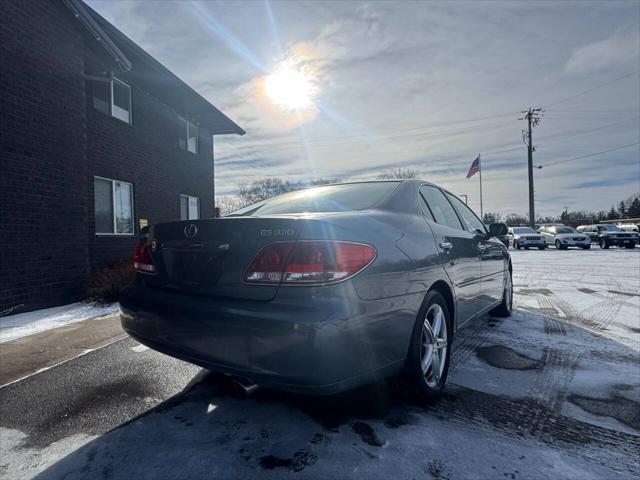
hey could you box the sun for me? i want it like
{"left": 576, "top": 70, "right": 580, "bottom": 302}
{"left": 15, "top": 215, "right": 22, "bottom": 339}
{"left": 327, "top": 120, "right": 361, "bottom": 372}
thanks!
{"left": 265, "top": 62, "right": 316, "bottom": 111}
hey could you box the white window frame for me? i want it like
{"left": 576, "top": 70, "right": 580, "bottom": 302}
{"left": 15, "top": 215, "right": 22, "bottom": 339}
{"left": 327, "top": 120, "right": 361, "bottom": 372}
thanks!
{"left": 90, "top": 75, "right": 132, "bottom": 124}
{"left": 94, "top": 176, "right": 135, "bottom": 236}
{"left": 180, "top": 194, "right": 200, "bottom": 220}
{"left": 179, "top": 117, "right": 199, "bottom": 154}
{"left": 110, "top": 77, "right": 132, "bottom": 124}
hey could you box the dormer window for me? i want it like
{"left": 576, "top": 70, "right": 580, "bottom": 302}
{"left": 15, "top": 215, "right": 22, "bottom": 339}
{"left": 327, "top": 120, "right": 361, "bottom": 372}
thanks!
{"left": 179, "top": 117, "right": 198, "bottom": 154}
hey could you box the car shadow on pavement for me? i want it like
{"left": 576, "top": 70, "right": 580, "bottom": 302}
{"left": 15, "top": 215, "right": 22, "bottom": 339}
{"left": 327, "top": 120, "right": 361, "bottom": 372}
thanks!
{"left": 31, "top": 309, "right": 640, "bottom": 480}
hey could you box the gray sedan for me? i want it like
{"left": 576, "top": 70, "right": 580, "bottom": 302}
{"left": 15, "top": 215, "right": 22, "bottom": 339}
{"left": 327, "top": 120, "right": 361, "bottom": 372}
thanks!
{"left": 120, "top": 180, "right": 512, "bottom": 400}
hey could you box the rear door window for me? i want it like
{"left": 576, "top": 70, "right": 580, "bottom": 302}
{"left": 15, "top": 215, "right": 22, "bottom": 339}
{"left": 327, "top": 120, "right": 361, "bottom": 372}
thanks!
{"left": 419, "top": 185, "right": 462, "bottom": 230}
{"left": 445, "top": 192, "right": 486, "bottom": 235}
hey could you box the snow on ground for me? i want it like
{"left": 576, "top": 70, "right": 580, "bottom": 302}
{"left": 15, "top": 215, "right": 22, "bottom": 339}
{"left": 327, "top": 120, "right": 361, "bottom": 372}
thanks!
{"left": 1, "top": 248, "right": 639, "bottom": 479}
{"left": 511, "top": 247, "right": 640, "bottom": 350}
{"left": 0, "top": 302, "right": 120, "bottom": 343}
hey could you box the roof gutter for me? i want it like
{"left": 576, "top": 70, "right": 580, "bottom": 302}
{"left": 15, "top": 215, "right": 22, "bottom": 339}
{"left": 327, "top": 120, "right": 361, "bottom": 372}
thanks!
{"left": 63, "top": 0, "right": 132, "bottom": 72}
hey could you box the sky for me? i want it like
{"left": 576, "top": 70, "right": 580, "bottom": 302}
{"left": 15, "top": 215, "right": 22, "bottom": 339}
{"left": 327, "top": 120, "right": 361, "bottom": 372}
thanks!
{"left": 87, "top": 0, "right": 640, "bottom": 217}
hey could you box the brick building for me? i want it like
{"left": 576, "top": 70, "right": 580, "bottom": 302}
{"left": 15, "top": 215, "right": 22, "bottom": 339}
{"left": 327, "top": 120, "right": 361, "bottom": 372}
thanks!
{"left": 0, "top": 0, "right": 244, "bottom": 314}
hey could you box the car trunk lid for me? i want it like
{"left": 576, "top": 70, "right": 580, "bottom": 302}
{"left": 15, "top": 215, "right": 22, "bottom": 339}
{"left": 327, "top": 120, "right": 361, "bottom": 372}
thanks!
{"left": 144, "top": 217, "right": 302, "bottom": 301}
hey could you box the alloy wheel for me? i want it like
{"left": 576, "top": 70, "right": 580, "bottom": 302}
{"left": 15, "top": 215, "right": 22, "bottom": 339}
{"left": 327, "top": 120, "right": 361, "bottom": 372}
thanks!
{"left": 420, "top": 304, "right": 448, "bottom": 388}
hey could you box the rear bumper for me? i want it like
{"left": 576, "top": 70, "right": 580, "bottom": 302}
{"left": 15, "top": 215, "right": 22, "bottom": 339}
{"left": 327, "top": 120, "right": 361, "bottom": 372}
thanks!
{"left": 119, "top": 281, "right": 419, "bottom": 394}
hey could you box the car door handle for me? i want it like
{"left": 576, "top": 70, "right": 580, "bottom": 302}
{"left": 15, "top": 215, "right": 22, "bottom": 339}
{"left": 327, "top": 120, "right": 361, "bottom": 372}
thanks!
{"left": 439, "top": 241, "right": 453, "bottom": 251}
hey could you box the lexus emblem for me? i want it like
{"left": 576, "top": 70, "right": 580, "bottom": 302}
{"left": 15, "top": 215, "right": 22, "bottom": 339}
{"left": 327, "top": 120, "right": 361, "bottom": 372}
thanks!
{"left": 184, "top": 223, "right": 198, "bottom": 239}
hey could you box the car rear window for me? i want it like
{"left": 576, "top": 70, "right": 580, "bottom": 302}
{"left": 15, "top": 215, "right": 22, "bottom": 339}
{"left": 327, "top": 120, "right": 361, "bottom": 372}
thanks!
{"left": 228, "top": 182, "right": 399, "bottom": 216}
{"left": 556, "top": 227, "right": 575, "bottom": 234}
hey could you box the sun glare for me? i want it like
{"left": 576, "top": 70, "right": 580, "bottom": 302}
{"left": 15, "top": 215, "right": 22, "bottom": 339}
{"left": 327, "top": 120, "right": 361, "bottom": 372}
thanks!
{"left": 265, "top": 62, "right": 316, "bottom": 111}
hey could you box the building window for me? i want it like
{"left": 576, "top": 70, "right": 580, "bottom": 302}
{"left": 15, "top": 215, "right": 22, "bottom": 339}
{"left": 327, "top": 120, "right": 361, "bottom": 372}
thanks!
{"left": 91, "top": 76, "right": 132, "bottom": 124}
{"left": 178, "top": 117, "right": 198, "bottom": 154}
{"left": 180, "top": 195, "right": 200, "bottom": 220}
{"left": 94, "top": 177, "right": 134, "bottom": 235}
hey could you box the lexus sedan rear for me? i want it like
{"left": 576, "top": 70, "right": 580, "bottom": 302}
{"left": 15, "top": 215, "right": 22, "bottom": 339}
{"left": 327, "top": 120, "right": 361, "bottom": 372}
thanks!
{"left": 120, "top": 180, "right": 512, "bottom": 399}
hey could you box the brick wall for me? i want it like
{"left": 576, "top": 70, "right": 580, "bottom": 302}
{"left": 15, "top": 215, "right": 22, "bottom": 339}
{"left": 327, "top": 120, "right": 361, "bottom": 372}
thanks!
{"left": 1, "top": 1, "right": 88, "bottom": 313}
{"left": 85, "top": 64, "right": 215, "bottom": 270}
{"left": 1, "top": 1, "right": 216, "bottom": 314}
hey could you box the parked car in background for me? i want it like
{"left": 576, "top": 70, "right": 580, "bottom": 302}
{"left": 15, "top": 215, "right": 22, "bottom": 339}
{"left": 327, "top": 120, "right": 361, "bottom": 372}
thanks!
{"left": 507, "top": 227, "right": 546, "bottom": 250}
{"left": 535, "top": 222, "right": 565, "bottom": 232}
{"left": 577, "top": 224, "right": 638, "bottom": 249}
{"left": 618, "top": 223, "right": 640, "bottom": 241}
{"left": 539, "top": 225, "right": 590, "bottom": 250}
{"left": 120, "top": 180, "right": 512, "bottom": 401}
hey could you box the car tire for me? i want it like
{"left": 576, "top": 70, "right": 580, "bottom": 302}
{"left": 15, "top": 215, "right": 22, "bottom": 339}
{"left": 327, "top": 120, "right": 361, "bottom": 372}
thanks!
{"left": 555, "top": 240, "right": 563, "bottom": 250}
{"left": 405, "top": 290, "right": 452, "bottom": 402}
{"left": 599, "top": 239, "right": 609, "bottom": 249}
{"left": 490, "top": 271, "right": 513, "bottom": 318}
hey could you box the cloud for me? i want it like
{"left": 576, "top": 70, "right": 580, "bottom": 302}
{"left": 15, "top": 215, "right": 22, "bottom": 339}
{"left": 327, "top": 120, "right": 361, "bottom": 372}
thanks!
{"left": 573, "top": 177, "right": 640, "bottom": 189}
{"left": 222, "top": 4, "right": 396, "bottom": 136}
{"left": 86, "top": 0, "right": 640, "bottom": 216}
{"left": 565, "top": 24, "right": 640, "bottom": 75}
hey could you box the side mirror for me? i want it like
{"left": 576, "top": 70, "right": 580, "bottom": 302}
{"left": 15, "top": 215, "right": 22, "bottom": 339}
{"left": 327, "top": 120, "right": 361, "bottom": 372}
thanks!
{"left": 489, "top": 223, "right": 508, "bottom": 237}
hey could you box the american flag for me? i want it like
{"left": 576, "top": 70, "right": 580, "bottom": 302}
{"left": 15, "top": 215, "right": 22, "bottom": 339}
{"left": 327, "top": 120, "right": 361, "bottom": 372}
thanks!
{"left": 466, "top": 155, "right": 481, "bottom": 178}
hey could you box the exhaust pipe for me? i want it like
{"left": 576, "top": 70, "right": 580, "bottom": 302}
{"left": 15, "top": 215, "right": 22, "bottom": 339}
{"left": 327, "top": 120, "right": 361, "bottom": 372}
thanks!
{"left": 231, "top": 377, "right": 260, "bottom": 396}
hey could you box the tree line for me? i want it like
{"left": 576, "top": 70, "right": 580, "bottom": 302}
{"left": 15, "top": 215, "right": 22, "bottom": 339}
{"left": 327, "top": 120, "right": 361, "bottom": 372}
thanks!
{"left": 482, "top": 193, "right": 640, "bottom": 226}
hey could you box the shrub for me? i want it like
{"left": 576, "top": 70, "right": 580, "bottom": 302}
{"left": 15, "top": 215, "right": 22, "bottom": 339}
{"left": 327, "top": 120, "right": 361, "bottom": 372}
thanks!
{"left": 87, "top": 259, "right": 135, "bottom": 304}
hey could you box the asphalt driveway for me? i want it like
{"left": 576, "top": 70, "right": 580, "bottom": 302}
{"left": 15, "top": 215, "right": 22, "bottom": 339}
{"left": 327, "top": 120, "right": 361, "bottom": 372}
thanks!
{"left": 1, "top": 248, "right": 638, "bottom": 479}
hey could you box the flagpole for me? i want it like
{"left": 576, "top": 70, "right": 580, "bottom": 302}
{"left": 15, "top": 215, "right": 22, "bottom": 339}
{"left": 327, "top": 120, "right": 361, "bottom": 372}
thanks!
{"left": 478, "top": 153, "right": 483, "bottom": 221}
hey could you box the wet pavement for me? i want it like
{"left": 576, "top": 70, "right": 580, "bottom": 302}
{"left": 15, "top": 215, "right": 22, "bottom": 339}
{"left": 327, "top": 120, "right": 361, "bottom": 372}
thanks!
{"left": 1, "top": 248, "right": 638, "bottom": 479}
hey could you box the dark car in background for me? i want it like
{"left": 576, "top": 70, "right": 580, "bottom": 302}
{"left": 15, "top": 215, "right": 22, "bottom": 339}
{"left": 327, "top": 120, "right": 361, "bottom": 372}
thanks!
{"left": 120, "top": 180, "right": 512, "bottom": 400}
{"left": 577, "top": 224, "right": 637, "bottom": 249}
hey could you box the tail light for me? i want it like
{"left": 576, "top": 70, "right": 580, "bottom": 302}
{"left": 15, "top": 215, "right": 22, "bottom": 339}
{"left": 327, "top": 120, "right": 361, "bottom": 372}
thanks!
{"left": 244, "top": 241, "right": 376, "bottom": 285}
{"left": 133, "top": 243, "right": 156, "bottom": 274}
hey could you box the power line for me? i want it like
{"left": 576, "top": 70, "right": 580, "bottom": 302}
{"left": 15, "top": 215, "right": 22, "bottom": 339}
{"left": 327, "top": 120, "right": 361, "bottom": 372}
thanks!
{"left": 536, "top": 117, "right": 640, "bottom": 143}
{"left": 543, "top": 69, "right": 640, "bottom": 109}
{"left": 541, "top": 142, "right": 640, "bottom": 168}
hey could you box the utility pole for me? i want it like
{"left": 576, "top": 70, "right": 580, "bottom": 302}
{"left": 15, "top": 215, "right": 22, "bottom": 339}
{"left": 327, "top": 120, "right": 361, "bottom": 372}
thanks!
{"left": 520, "top": 108, "right": 543, "bottom": 228}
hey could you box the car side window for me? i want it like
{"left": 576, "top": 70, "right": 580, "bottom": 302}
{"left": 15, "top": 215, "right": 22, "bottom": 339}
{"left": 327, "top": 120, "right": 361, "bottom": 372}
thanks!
{"left": 445, "top": 192, "right": 486, "bottom": 235}
{"left": 419, "top": 186, "right": 462, "bottom": 230}
{"left": 417, "top": 193, "right": 434, "bottom": 221}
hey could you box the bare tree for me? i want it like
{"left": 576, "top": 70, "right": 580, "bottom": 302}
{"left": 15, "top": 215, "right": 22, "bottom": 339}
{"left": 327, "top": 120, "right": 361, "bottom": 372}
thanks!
{"left": 482, "top": 212, "right": 503, "bottom": 224}
{"left": 504, "top": 213, "right": 529, "bottom": 227}
{"left": 216, "top": 195, "right": 247, "bottom": 215}
{"left": 237, "top": 177, "right": 341, "bottom": 207}
{"left": 238, "top": 177, "right": 297, "bottom": 205}
{"left": 309, "top": 177, "right": 339, "bottom": 186}
{"left": 376, "top": 168, "right": 419, "bottom": 180}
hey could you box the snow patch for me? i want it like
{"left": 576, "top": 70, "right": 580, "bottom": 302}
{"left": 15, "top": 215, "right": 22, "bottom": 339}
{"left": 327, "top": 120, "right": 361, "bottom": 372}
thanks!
{"left": 0, "top": 302, "right": 120, "bottom": 343}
